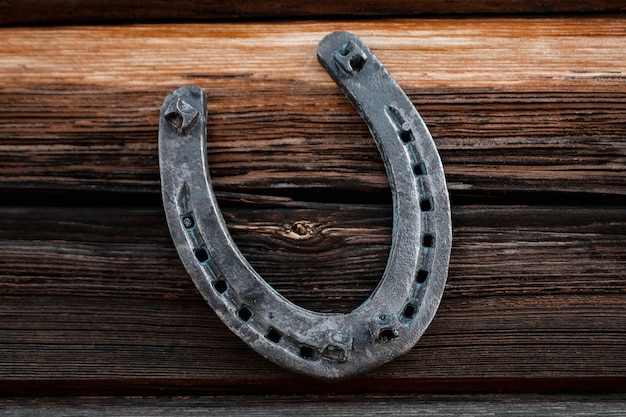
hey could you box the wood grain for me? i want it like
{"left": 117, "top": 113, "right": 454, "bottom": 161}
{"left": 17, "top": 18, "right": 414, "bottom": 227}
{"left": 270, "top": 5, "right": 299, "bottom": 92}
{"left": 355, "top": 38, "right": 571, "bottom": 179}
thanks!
{"left": 3, "top": 395, "right": 626, "bottom": 417}
{"left": 0, "top": 19, "right": 625, "bottom": 196}
{"left": 1, "top": 17, "right": 625, "bottom": 399}
{"left": 0, "top": 204, "right": 624, "bottom": 394}
{"left": 1, "top": 0, "right": 625, "bottom": 26}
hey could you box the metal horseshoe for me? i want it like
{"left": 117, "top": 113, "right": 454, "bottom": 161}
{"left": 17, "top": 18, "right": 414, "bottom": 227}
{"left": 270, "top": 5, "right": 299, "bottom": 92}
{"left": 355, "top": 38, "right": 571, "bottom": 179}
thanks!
{"left": 159, "top": 32, "right": 452, "bottom": 380}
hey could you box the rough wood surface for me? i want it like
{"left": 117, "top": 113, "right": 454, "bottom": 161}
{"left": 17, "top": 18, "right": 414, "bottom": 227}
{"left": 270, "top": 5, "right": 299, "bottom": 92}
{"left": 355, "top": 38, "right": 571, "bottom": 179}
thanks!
{"left": 1, "top": 0, "right": 625, "bottom": 26}
{"left": 0, "top": 18, "right": 625, "bottom": 398}
{"left": 0, "top": 204, "right": 624, "bottom": 394}
{"left": 1, "top": 19, "right": 625, "bottom": 195}
{"left": 2, "top": 395, "right": 626, "bottom": 417}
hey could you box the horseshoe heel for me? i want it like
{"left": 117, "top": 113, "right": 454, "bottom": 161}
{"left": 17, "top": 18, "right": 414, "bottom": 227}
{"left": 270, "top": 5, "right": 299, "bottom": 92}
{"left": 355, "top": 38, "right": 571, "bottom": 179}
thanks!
{"left": 159, "top": 32, "right": 451, "bottom": 380}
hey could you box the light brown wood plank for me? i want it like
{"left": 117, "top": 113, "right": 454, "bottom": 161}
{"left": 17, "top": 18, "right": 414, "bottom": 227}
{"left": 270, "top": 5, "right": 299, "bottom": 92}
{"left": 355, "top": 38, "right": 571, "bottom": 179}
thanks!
{"left": 0, "top": 204, "right": 624, "bottom": 394}
{"left": 0, "top": 19, "right": 624, "bottom": 196}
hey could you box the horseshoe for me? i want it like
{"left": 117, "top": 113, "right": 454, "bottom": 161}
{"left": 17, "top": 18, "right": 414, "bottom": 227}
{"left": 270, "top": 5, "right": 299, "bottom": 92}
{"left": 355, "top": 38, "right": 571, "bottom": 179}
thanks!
{"left": 159, "top": 32, "right": 451, "bottom": 380}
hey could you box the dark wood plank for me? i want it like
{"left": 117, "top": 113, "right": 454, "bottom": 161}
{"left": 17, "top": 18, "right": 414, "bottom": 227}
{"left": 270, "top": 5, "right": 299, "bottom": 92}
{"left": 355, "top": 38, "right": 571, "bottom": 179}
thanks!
{"left": 2, "top": 394, "right": 626, "bottom": 416}
{"left": 1, "top": 0, "right": 625, "bottom": 26}
{"left": 0, "top": 204, "right": 624, "bottom": 394}
{"left": 0, "top": 19, "right": 624, "bottom": 196}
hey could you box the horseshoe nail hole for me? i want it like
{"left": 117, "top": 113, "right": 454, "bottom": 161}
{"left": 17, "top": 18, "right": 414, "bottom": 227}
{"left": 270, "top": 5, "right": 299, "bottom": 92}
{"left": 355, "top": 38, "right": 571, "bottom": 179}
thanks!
{"left": 237, "top": 306, "right": 253, "bottom": 322}
{"left": 194, "top": 247, "right": 209, "bottom": 263}
{"left": 299, "top": 345, "right": 316, "bottom": 360}
{"left": 399, "top": 130, "right": 413, "bottom": 143}
{"left": 182, "top": 214, "right": 195, "bottom": 229}
{"left": 413, "top": 162, "right": 426, "bottom": 176}
{"left": 402, "top": 303, "right": 417, "bottom": 320}
{"left": 422, "top": 234, "right": 435, "bottom": 248}
{"left": 213, "top": 279, "right": 228, "bottom": 294}
{"left": 378, "top": 328, "right": 398, "bottom": 343}
{"left": 416, "top": 269, "right": 429, "bottom": 284}
{"left": 420, "top": 198, "right": 433, "bottom": 212}
{"left": 266, "top": 327, "right": 282, "bottom": 343}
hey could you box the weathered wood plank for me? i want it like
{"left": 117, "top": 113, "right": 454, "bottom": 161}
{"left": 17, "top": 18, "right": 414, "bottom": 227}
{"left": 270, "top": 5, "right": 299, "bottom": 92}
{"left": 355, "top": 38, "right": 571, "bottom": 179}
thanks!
{"left": 1, "top": 0, "right": 625, "bottom": 26}
{"left": 1, "top": 17, "right": 625, "bottom": 398}
{"left": 0, "top": 204, "right": 624, "bottom": 394}
{"left": 2, "top": 394, "right": 626, "bottom": 417}
{"left": 0, "top": 19, "right": 624, "bottom": 196}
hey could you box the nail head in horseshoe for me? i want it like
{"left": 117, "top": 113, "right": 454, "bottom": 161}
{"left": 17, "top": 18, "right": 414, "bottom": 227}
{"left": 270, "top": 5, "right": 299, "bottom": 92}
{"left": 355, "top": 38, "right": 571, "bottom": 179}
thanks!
{"left": 158, "top": 31, "right": 452, "bottom": 380}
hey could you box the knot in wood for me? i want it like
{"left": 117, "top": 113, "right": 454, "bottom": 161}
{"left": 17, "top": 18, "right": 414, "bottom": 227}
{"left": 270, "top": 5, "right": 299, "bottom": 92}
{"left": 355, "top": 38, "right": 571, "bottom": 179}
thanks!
{"left": 288, "top": 221, "right": 314, "bottom": 239}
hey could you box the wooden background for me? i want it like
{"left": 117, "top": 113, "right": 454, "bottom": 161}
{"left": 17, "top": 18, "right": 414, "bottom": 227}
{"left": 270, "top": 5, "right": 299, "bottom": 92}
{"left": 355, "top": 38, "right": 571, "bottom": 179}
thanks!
{"left": 1, "top": 2, "right": 625, "bottom": 414}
